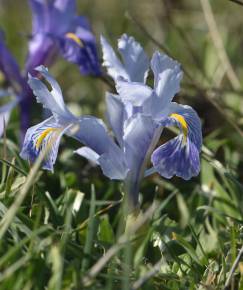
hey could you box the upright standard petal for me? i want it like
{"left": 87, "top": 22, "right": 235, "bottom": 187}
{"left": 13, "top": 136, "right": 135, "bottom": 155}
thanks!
{"left": 151, "top": 52, "right": 183, "bottom": 107}
{"left": 118, "top": 34, "right": 149, "bottom": 83}
{"left": 115, "top": 79, "right": 153, "bottom": 106}
{"left": 100, "top": 35, "right": 128, "bottom": 81}
{"left": 20, "top": 117, "right": 70, "bottom": 171}
{"left": 151, "top": 103, "right": 202, "bottom": 180}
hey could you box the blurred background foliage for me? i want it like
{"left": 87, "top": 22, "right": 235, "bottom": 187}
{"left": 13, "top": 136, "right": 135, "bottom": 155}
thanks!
{"left": 0, "top": 0, "right": 243, "bottom": 289}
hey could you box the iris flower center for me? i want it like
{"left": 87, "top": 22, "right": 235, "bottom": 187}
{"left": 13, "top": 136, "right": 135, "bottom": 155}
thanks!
{"left": 65, "top": 33, "right": 84, "bottom": 47}
{"left": 35, "top": 127, "right": 59, "bottom": 150}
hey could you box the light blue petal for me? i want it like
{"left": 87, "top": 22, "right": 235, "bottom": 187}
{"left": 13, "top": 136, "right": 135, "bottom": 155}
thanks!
{"left": 75, "top": 146, "right": 128, "bottom": 180}
{"left": 75, "top": 146, "right": 99, "bottom": 164}
{"left": 115, "top": 79, "right": 153, "bottom": 106}
{"left": 20, "top": 116, "right": 69, "bottom": 172}
{"left": 151, "top": 103, "right": 202, "bottom": 180}
{"left": 123, "top": 113, "right": 160, "bottom": 205}
{"left": 151, "top": 52, "right": 183, "bottom": 106}
{"left": 106, "top": 93, "right": 125, "bottom": 146}
{"left": 74, "top": 115, "right": 128, "bottom": 180}
{"left": 28, "top": 66, "right": 74, "bottom": 120}
{"left": 118, "top": 34, "right": 149, "bottom": 83}
{"left": 100, "top": 35, "right": 128, "bottom": 81}
{"left": 142, "top": 93, "right": 171, "bottom": 119}
{"left": 73, "top": 116, "right": 113, "bottom": 155}
{"left": 98, "top": 151, "right": 128, "bottom": 180}
{"left": 151, "top": 136, "right": 200, "bottom": 180}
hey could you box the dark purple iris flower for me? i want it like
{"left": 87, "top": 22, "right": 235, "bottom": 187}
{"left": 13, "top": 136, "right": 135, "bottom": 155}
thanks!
{"left": 0, "top": 0, "right": 100, "bottom": 137}
{"left": 27, "top": 0, "right": 100, "bottom": 76}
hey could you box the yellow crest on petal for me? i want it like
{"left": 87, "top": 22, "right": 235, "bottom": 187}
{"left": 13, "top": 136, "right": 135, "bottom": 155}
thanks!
{"left": 170, "top": 113, "right": 188, "bottom": 138}
{"left": 35, "top": 127, "right": 59, "bottom": 150}
{"left": 65, "top": 32, "right": 84, "bottom": 47}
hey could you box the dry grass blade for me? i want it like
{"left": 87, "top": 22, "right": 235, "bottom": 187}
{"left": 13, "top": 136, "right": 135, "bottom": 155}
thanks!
{"left": 224, "top": 245, "right": 243, "bottom": 289}
{"left": 131, "top": 259, "right": 164, "bottom": 290}
{"left": 200, "top": 0, "right": 241, "bottom": 90}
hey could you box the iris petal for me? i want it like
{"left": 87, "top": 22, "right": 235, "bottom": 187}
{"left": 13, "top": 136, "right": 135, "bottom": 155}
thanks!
{"left": 100, "top": 35, "right": 128, "bottom": 81}
{"left": 106, "top": 93, "right": 125, "bottom": 146}
{"left": 118, "top": 34, "right": 149, "bottom": 83}
{"left": 101, "top": 34, "right": 149, "bottom": 83}
{"left": 151, "top": 103, "right": 202, "bottom": 180}
{"left": 124, "top": 113, "right": 160, "bottom": 204}
{"left": 115, "top": 79, "right": 153, "bottom": 106}
{"left": 151, "top": 52, "right": 183, "bottom": 107}
{"left": 20, "top": 117, "right": 69, "bottom": 172}
{"left": 74, "top": 115, "right": 128, "bottom": 180}
{"left": 28, "top": 66, "right": 74, "bottom": 120}
{"left": 60, "top": 19, "right": 101, "bottom": 76}
{"left": 28, "top": 1, "right": 100, "bottom": 76}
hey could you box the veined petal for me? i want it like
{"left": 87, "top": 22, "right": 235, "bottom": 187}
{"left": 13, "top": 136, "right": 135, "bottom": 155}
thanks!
{"left": 100, "top": 35, "right": 128, "bottom": 81}
{"left": 116, "top": 79, "right": 153, "bottom": 106}
{"left": 151, "top": 103, "right": 202, "bottom": 180}
{"left": 118, "top": 34, "right": 149, "bottom": 83}
{"left": 20, "top": 116, "right": 70, "bottom": 171}
{"left": 28, "top": 66, "right": 73, "bottom": 120}
{"left": 151, "top": 52, "right": 183, "bottom": 105}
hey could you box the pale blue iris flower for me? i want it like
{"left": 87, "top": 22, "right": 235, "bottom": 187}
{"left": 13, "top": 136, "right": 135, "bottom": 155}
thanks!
{"left": 20, "top": 35, "right": 202, "bottom": 210}
{"left": 20, "top": 66, "right": 127, "bottom": 175}
{"left": 77, "top": 34, "right": 202, "bottom": 207}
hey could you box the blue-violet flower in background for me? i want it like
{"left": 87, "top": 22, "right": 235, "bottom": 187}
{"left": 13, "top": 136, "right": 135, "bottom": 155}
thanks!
{"left": 27, "top": 0, "right": 100, "bottom": 76}
{"left": 0, "top": 0, "right": 100, "bottom": 137}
